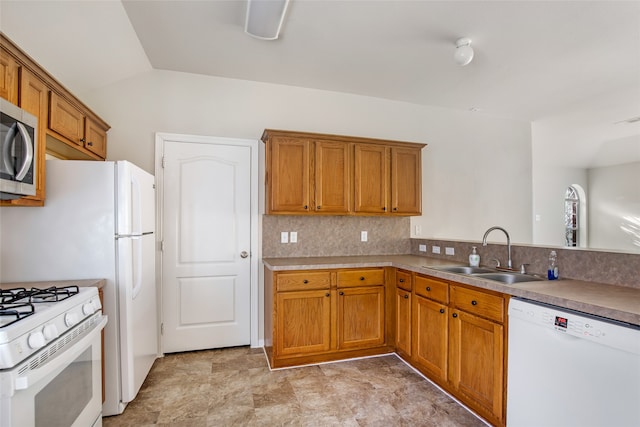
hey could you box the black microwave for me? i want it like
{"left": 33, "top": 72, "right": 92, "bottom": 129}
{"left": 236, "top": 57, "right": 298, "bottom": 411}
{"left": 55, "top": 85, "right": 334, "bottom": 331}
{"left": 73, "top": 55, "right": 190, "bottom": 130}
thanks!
{"left": 0, "top": 99, "right": 37, "bottom": 200}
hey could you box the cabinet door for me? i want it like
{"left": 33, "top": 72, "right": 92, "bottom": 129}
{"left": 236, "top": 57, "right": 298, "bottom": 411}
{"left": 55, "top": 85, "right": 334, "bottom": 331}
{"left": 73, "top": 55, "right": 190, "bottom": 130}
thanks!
{"left": 391, "top": 146, "right": 422, "bottom": 214}
{"left": 314, "top": 140, "right": 350, "bottom": 213}
{"left": 276, "top": 289, "right": 331, "bottom": 356}
{"left": 412, "top": 295, "right": 448, "bottom": 381}
{"left": 49, "top": 91, "right": 85, "bottom": 146}
{"left": 395, "top": 287, "right": 411, "bottom": 357}
{"left": 0, "top": 48, "right": 19, "bottom": 104}
{"left": 449, "top": 309, "right": 504, "bottom": 424}
{"left": 19, "top": 68, "right": 48, "bottom": 203}
{"left": 353, "top": 144, "right": 388, "bottom": 214}
{"left": 268, "top": 137, "right": 311, "bottom": 213}
{"left": 337, "top": 286, "right": 385, "bottom": 350}
{"left": 84, "top": 116, "right": 107, "bottom": 158}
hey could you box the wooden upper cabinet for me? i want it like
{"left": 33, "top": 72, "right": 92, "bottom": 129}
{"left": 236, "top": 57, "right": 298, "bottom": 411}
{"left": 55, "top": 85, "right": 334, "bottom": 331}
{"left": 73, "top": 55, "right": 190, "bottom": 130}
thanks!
{"left": 49, "top": 91, "right": 85, "bottom": 147}
{"left": 0, "top": 47, "right": 19, "bottom": 104}
{"left": 268, "top": 136, "right": 311, "bottom": 213}
{"left": 263, "top": 129, "right": 426, "bottom": 216}
{"left": 315, "top": 140, "right": 350, "bottom": 213}
{"left": 85, "top": 116, "right": 108, "bottom": 158}
{"left": 353, "top": 143, "right": 388, "bottom": 214}
{"left": 391, "top": 146, "right": 422, "bottom": 214}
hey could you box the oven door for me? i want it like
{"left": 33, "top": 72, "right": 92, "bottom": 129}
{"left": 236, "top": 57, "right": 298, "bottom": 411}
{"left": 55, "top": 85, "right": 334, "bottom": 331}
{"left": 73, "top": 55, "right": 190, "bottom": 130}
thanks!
{"left": 0, "top": 315, "right": 107, "bottom": 427}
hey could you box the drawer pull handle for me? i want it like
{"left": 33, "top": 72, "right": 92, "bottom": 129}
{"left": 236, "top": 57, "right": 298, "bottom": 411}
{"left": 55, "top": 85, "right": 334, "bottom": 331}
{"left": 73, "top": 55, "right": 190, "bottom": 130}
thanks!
{"left": 303, "top": 280, "right": 308, "bottom": 284}
{"left": 403, "top": 294, "right": 409, "bottom": 299}
{"left": 339, "top": 291, "right": 344, "bottom": 296}
{"left": 426, "top": 287, "right": 431, "bottom": 291}
{"left": 439, "top": 308, "right": 445, "bottom": 314}
{"left": 452, "top": 313, "right": 458, "bottom": 318}
{"left": 471, "top": 300, "right": 478, "bottom": 306}
{"left": 325, "top": 293, "right": 330, "bottom": 297}
{"left": 399, "top": 278, "right": 404, "bottom": 283}
{"left": 360, "top": 277, "right": 365, "bottom": 281}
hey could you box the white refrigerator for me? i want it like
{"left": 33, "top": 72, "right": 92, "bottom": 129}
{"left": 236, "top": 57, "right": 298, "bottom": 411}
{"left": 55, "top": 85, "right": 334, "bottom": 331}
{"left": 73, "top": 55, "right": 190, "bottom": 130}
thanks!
{"left": 0, "top": 159, "right": 158, "bottom": 416}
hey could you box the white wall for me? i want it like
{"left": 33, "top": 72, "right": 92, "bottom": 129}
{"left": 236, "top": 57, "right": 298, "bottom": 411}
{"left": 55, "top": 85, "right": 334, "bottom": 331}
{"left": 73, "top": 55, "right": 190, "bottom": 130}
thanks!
{"left": 84, "top": 69, "right": 533, "bottom": 244}
{"left": 588, "top": 162, "right": 640, "bottom": 252}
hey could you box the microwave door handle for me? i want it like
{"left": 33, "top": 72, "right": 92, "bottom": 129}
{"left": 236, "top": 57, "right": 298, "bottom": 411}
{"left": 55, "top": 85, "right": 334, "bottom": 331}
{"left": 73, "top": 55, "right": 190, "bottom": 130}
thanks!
{"left": 14, "top": 122, "right": 33, "bottom": 181}
{"left": 2, "top": 122, "right": 18, "bottom": 174}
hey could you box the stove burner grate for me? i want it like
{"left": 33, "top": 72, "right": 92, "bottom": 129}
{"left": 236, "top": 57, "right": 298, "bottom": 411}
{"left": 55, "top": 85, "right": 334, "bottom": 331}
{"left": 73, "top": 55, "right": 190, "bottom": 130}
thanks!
{"left": 0, "top": 285, "right": 80, "bottom": 304}
{"left": 0, "top": 302, "right": 35, "bottom": 328}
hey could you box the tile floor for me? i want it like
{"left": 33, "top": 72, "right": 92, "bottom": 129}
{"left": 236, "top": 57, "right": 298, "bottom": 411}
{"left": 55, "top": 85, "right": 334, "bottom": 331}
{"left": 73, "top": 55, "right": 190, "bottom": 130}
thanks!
{"left": 102, "top": 347, "right": 487, "bottom": 426}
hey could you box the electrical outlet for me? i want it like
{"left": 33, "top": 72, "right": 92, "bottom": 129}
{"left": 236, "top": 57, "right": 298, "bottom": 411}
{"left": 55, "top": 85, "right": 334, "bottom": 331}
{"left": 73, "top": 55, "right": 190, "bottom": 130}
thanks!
{"left": 432, "top": 246, "right": 441, "bottom": 254}
{"left": 361, "top": 231, "right": 368, "bottom": 242}
{"left": 445, "top": 247, "right": 455, "bottom": 256}
{"left": 419, "top": 244, "right": 427, "bottom": 252}
{"left": 280, "top": 232, "right": 289, "bottom": 243}
{"left": 290, "top": 231, "right": 297, "bottom": 243}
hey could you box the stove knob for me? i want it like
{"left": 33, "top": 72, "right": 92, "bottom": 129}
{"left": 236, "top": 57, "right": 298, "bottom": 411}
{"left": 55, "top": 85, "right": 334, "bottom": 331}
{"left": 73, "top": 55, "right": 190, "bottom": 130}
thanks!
{"left": 65, "top": 312, "right": 79, "bottom": 327}
{"left": 42, "top": 324, "right": 60, "bottom": 341}
{"left": 28, "top": 331, "right": 46, "bottom": 349}
{"left": 83, "top": 302, "right": 96, "bottom": 315}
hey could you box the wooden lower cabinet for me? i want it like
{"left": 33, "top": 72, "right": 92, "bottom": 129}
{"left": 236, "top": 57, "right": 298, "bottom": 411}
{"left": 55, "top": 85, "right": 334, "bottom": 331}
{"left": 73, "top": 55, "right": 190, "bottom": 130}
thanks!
{"left": 265, "top": 267, "right": 393, "bottom": 368}
{"left": 406, "top": 274, "right": 507, "bottom": 427}
{"left": 395, "top": 287, "right": 412, "bottom": 357}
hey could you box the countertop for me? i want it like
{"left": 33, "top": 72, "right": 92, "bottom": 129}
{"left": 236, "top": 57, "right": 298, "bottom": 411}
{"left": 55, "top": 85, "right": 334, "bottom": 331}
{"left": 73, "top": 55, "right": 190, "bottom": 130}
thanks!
{"left": 263, "top": 255, "right": 640, "bottom": 326}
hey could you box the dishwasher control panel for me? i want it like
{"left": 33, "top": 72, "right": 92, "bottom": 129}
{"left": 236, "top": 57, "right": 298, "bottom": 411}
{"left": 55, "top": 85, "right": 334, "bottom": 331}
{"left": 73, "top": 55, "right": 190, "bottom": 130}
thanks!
{"left": 509, "top": 298, "right": 640, "bottom": 355}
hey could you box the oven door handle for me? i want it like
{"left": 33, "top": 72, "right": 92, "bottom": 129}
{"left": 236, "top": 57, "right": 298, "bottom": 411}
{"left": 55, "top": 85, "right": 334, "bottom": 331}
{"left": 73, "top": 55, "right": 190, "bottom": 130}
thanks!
{"left": 14, "top": 316, "right": 107, "bottom": 391}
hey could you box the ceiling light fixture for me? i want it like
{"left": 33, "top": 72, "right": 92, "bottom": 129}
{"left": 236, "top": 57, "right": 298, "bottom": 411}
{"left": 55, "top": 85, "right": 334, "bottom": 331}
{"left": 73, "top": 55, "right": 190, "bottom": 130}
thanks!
{"left": 245, "top": 0, "right": 290, "bottom": 40}
{"left": 454, "top": 37, "right": 474, "bottom": 66}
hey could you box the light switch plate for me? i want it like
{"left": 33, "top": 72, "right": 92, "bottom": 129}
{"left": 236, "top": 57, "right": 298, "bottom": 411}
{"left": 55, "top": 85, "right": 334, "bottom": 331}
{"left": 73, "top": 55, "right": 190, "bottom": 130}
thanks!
{"left": 290, "top": 231, "right": 297, "bottom": 243}
{"left": 280, "top": 232, "right": 289, "bottom": 243}
{"left": 361, "top": 231, "right": 368, "bottom": 242}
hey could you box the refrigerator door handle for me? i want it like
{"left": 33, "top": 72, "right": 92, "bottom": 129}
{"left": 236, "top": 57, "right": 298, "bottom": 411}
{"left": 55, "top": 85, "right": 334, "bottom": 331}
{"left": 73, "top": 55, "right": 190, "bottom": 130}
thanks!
{"left": 131, "top": 235, "right": 143, "bottom": 299}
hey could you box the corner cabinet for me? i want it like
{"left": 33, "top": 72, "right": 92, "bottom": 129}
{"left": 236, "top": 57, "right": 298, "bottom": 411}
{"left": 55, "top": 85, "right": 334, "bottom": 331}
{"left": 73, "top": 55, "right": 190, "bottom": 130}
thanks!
{"left": 264, "top": 267, "right": 394, "bottom": 368}
{"left": 262, "top": 129, "right": 425, "bottom": 216}
{"left": 1, "top": 34, "right": 110, "bottom": 207}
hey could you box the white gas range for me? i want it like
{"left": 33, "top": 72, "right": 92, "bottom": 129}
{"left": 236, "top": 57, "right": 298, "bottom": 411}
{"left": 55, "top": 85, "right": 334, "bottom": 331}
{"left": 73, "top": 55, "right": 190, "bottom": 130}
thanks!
{"left": 0, "top": 284, "right": 107, "bottom": 427}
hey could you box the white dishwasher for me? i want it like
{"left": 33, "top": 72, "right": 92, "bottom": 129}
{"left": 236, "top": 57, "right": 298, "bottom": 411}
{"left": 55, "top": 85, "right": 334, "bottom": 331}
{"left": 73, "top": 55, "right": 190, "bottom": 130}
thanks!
{"left": 507, "top": 298, "right": 640, "bottom": 427}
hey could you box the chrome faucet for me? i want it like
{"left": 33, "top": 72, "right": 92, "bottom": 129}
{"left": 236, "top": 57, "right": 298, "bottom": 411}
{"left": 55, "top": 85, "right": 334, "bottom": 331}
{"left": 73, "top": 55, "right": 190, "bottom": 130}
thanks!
{"left": 482, "top": 226, "right": 512, "bottom": 269}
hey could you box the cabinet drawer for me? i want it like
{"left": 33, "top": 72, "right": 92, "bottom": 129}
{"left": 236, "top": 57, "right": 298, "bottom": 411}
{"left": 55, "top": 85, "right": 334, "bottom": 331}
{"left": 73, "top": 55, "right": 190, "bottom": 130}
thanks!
{"left": 414, "top": 275, "right": 449, "bottom": 304}
{"left": 396, "top": 269, "right": 412, "bottom": 291}
{"left": 337, "top": 268, "right": 385, "bottom": 288}
{"left": 451, "top": 285, "right": 505, "bottom": 323}
{"left": 276, "top": 271, "right": 331, "bottom": 292}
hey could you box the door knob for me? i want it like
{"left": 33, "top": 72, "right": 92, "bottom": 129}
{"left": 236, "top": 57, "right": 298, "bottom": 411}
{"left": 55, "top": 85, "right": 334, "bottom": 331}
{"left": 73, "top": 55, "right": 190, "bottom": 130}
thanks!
{"left": 240, "top": 251, "right": 249, "bottom": 258}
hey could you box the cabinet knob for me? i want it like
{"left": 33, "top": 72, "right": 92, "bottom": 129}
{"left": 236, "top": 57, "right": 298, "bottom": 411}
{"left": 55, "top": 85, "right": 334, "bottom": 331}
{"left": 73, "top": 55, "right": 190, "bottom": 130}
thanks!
{"left": 403, "top": 294, "right": 409, "bottom": 299}
{"left": 325, "top": 293, "right": 330, "bottom": 297}
{"left": 393, "top": 207, "right": 398, "bottom": 211}
{"left": 471, "top": 300, "right": 478, "bottom": 306}
{"left": 303, "top": 280, "right": 308, "bottom": 284}
{"left": 339, "top": 291, "right": 344, "bottom": 296}
{"left": 452, "top": 313, "right": 458, "bottom": 318}
{"left": 303, "top": 205, "right": 308, "bottom": 210}
{"left": 382, "top": 207, "right": 386, "bottom": 211}
{"left": 360, "top": 277, "right": 365, "bottom": 281}
{"left": 426, "top": 286, "right": 431, "bottom": 291}
{"left": 317, "top": 205, "right": 321, "bottom": 209}
{"left": 439, "top": 308, "right": 445, "bottom": 314}
{"left": 80, "top": 137, "right": 86, "bottom": 143}
{"left": 399, "top": 279, "right": 404, "bottom": 283}
{"left": 87, "top": 141, "right": 93, "bottom": 146}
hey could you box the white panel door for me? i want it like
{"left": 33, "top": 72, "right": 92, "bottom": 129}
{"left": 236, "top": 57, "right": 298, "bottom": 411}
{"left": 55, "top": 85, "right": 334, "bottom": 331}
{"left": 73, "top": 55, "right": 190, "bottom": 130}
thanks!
{"left": 162, "top": 140, "right": 251, "bottom": 353}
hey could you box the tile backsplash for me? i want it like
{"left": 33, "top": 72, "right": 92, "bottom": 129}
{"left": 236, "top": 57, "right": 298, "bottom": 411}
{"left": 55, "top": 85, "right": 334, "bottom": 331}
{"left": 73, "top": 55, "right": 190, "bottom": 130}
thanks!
{"left": 262, "top": 215, "right": 411, "bottom": 258}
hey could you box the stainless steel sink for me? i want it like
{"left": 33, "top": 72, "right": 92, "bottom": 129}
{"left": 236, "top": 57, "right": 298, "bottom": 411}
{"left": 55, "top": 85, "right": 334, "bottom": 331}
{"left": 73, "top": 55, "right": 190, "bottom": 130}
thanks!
{"left": 473, "top": 272, "right": 544, "bottom": 284}
{"left": 433, "top": 266, "right": 496, "bottom": 274}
